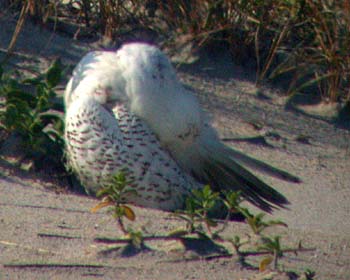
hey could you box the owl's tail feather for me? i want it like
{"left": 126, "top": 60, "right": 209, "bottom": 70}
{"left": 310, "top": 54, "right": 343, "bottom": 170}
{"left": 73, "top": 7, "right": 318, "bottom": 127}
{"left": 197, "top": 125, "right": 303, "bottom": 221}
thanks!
{"left": 192, "top": 140, "right": 299, "bottom": 212}
{"left": 223, "top": 148, "right": 300, "bottom": 183}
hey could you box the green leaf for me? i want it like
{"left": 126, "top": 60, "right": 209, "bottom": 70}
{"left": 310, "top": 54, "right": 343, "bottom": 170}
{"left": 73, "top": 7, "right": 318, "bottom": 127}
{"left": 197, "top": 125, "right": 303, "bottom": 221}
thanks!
{"left": 3, "top": 104, "right": 20, "bottom": 130}
{"left": 185, "top": 197, "right": 196, "bottom": 213}
{"left": 39, "top": 110, "right": 64, "bottom": 123}
{"left": 46, "top": 59, "right": 62, "bottom": 88}
{"left": 22, "top": 76, "right": 44, "bottom": 86}
{"left": 6, "top": 89, "right": 36, "bottom": 107}
{"left": 202, "top": 185, "right": 212, "bottom": 197}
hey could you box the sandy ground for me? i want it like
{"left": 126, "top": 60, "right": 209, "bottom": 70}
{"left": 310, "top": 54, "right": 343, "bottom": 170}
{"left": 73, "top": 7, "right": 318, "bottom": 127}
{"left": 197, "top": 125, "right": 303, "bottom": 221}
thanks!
{"left": 1, "top": 14, "right": 350, "bottom": 280}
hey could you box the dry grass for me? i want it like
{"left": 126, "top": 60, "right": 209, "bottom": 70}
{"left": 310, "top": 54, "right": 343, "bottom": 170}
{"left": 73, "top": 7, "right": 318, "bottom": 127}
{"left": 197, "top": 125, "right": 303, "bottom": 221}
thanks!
{"left": 2, "top": 0, "right": 350, "bottom": 106}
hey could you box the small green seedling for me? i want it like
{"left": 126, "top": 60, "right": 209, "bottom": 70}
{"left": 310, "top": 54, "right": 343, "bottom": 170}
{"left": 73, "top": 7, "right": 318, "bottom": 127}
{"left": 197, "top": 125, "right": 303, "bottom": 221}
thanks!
{"left": 239, "top": 208, "right": 287, "bottom": 235}
{"left": 229, "top": 235, "right": 250, "bottom": 264}
{"left": 125, "top": 228, "right": 144, "bottom": 249}
{"left": 222, "top": 190, "right": 244, "bottom": 214}
{"left": 173, "top": 185, "right": 220, "bottom": 235}
{"left": 303, "top": 268, "right": 316, "bottom": 280}
{"left": 258, "top": 235, "right": 283, "bottom": 270}
{"left": 91, "top": 171, "right": 137, "bottom": 234}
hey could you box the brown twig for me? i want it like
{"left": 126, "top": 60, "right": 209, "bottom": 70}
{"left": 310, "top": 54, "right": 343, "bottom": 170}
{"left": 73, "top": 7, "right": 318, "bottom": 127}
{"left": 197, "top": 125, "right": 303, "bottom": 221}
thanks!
{"left": 2, "top": 1, "right": 30, "bottom": 64}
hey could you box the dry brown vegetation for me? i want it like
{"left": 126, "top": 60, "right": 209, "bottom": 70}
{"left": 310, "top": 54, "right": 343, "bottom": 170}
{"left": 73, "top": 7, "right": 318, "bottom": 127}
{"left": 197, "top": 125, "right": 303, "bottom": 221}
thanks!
{"left": 2, "top": 0, "right": 350, "bottom": 106}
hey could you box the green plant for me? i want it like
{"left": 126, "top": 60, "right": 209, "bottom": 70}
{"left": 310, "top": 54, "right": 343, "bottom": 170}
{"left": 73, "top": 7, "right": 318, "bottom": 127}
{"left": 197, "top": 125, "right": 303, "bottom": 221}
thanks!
{"left": 222, "top": 190, "right": 244, "bottom": 214}
{"left": 125, "top": 228, "right": 144, "bottom": 249}
{"left": 91, "top": 179, "right": 316, "bottom": 275}
{"left": 0, "top": 60, "right": 64, "bottom": 167}
{"left": 239, "top": 208, "right": 287, "bottom": 235}
{"left": 303, "top": 268, "right": 316, "bottom": 280}
{"left": 173, "top": 185, "right": 220, "bottom": 235}
{"left": 229, "top": 235, "right": 250, "bottom": 264}
{"left": 258, "top": 235, "right": 283, "bottom": 270}
{"left": 91, "top": 171, "right": 137, "bottom": 235}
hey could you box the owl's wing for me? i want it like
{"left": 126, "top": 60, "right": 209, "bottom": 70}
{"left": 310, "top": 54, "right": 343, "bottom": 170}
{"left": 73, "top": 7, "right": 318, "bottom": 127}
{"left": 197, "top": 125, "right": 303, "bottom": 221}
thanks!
{"left": 65, "top": 94, "right": 199, "bottom": 211}
{"left": 65, "top": 43, "right": 300, "bottom": 213}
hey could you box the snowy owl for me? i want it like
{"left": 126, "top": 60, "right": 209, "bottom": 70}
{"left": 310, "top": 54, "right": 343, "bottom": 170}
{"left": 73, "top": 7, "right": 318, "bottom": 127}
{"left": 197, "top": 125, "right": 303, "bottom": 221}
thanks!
{"left": 64, "top": 42, "right": 299, "bottom": 212}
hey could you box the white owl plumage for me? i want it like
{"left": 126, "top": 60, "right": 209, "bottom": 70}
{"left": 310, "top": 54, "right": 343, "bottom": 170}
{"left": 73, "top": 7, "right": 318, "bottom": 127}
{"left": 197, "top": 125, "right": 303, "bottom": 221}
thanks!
{"left": 64, "top": 42, "right": 299, "bottom": 212}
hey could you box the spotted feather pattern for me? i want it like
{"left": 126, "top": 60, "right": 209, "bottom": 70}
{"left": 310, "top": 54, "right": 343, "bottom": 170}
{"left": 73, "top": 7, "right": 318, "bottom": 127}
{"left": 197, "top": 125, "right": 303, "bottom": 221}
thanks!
{"left": 65, "top": 96, "right": 199, "bottom": 210}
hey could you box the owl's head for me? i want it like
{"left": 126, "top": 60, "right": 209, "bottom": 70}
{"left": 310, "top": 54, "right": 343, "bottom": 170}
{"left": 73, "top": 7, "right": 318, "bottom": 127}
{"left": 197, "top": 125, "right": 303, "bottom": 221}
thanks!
{"left": 64, "top": 50, "right": 128, "bottom": 110}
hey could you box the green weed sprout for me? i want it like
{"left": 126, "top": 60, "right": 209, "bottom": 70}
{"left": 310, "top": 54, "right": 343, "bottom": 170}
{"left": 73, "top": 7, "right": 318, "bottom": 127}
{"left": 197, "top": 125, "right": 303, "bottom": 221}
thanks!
{"left": 239, "top": 208, "right": 287, "bottom": 235}
{"left": 91, "top": 171, "right": 137, "bottom": 235}
{"left": 229, "top": 235, "right": 250, "bottom": 264}
{"left": 173, "top": 185, "right": 220, "bottom": 235}
{"left": 0, "top": 59, "right": 64, "bottom": 167}
{"left": 303, "top": 268, "right": 316, "bottom": 280}
{"left": 258, "top": 235, "right": 283, "bottom": 270}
